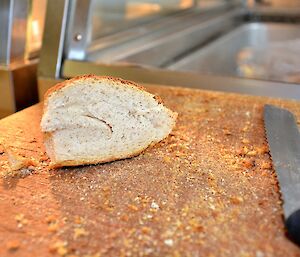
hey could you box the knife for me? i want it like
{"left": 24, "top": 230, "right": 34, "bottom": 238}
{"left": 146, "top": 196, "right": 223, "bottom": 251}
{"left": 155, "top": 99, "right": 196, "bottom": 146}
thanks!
{"left": 264, "top": 104, "right": 300, "bottom": 245}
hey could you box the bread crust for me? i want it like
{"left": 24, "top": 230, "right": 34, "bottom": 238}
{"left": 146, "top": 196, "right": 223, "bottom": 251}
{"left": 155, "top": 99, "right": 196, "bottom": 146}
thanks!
{"left": 48, "top": 141, "right": 157, "bottom": 169}
{"left": 43, "top": 75, "right": 169, "bottom": 120}
{"left": 45, "top": 75, "right": 148, "bottom": 103}
{"left": 42, "top": 75, "right": 177, "bottom": 168}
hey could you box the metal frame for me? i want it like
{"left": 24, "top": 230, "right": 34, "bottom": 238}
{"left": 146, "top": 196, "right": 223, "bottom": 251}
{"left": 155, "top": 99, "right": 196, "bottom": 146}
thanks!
{"left": 0, "top": 0, "right": 29, "bottom": 65}
{"left": 0, "top": 0, "right": 40, "bottom": 119}
{"left": 65, "top": 0, "right": 93, "bottom": 60}
{"left": 38, "top": 0, "right": 70, "bottom": 78}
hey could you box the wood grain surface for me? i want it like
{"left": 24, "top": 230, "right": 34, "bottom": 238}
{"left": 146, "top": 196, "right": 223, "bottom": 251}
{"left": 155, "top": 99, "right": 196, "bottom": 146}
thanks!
{"left": 0, "top": 85, "right": 300, "bottom": 257}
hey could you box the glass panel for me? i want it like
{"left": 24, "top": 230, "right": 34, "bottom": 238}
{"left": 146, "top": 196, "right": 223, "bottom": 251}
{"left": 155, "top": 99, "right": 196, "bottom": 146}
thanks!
{"left": 26, "top": 0, "right": 47, "bottom": 59}
{"left": 197, "top": 0, "right": 229, "bottom": 9}
{"left": 0, "top": 0, "right": 47, "bottom": 65}
{"left": 90, "top": 0, "right": 195, "bottom": 40}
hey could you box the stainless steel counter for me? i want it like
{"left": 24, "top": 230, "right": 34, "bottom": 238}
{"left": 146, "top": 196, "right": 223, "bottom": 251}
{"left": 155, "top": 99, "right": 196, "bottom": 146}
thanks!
{"left": 168, "top": 22, "right": 300, "bottom": 83}
{"left": 59, "top": 59, "right": 300, "bottom": 101}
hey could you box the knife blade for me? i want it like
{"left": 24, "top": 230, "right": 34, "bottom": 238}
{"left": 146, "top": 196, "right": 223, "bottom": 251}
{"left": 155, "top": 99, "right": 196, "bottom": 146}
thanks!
{"left": 264, "top": 104, "right": 300, "bottom": 245}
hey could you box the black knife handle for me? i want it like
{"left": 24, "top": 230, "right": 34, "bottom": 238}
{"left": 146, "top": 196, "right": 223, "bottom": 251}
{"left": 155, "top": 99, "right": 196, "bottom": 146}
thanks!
{"left": 286, "top": 209, "right": 300, "bottom": 246}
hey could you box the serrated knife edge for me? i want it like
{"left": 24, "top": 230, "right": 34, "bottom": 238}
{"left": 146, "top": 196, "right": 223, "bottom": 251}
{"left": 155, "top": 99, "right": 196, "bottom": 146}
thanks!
{"left": 264, "top": 104, "right": 300, "bottom": 245}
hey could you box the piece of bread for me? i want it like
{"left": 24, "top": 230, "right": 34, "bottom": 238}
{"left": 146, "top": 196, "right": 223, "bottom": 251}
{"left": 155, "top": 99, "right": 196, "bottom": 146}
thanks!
{"left": 40, "top": 75, "right": 177, "bottom": 168}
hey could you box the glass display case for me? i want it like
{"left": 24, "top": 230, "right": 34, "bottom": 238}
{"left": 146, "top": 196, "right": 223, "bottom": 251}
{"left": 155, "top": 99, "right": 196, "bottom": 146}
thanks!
{"left": 38, "top": 0, "right": 240, "bottom": 93}
{"left": 38, "top": 0, "right": 300, "bottom": 101}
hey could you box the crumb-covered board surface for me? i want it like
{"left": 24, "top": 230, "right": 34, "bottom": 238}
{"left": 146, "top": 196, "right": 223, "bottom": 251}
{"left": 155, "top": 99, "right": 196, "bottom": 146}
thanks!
{"left": 0, "top": 85, "right": 300, "bottom": 257}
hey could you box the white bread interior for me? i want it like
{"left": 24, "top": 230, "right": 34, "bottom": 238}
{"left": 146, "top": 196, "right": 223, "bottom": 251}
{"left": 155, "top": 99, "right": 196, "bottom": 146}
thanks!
{"left": 40, "top": 76, "right": 177, "bottom": 167}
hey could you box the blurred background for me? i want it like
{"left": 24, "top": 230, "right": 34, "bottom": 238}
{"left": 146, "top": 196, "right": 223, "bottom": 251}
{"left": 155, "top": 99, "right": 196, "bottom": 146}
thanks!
{"left": 1, "top": 0, "right": 300, "bottom": 118}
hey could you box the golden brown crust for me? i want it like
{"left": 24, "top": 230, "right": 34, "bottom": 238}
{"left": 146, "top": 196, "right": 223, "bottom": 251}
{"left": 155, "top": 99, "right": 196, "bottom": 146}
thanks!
{"left": 43, "top": 75, "right": 165, "bottom": 110}
{"left": 44, "top": 75, "right": 146, "bottom": 102}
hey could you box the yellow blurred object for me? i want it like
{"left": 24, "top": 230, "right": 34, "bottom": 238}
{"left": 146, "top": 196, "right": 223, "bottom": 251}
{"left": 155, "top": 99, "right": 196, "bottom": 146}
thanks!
{"left": 126, "top": 3, "right": 161, "bottom": 19}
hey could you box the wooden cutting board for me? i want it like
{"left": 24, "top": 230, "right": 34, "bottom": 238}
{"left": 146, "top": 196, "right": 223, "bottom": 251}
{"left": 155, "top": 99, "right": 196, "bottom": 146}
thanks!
{"left": 0, "top": 85, "right": 300, "bottom": 257}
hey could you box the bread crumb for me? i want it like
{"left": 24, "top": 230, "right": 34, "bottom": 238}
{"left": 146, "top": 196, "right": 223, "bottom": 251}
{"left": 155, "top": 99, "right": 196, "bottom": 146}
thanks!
{"left": 242, "top": 126, "right": 249, "bottom": 132}
{"left": 48, "top": 222, "right": 59, "bottom": 233}
{"left": 141, "top": 226, "right": 151, "bottom": 234}
{"left": 6, "top": 148, "right": 37, "bottom": 171}
{"left": 120, "top": 214, "right": 129, "bottom": 222}
{"left": 15, "top": 213, "right": 28, "bottom": 227}
{"left": 164, "top": 239, "right": 174, "bottom": 247}
{"left": 40, "top": 194, "right": 47, "bottom": 199}
{"left": 150, "top": 201, "right": 159, "bottom": 210}
{"left": 46, "top": 215, "right": 57, "bottom": 224}
{"left": 74, "top": 227, "right": 89, "bottom": 239}
{"left": 188, "top": 219, "right": 204, "bottom": 232}
{"left": 127, "top": 204, "right": 139, "bottom": 212}
{"left": 230, "top": 196, "right": 244, "bottom": 204}
{"left": 6, "top": 240, "right": 20, "bottom": 252}
{"left": 223, "top": 129, "right": 232, "bottom": 136}
{"left": 74, "top": 216, "right": 85, "bottom": 225}
{"left": 49, "top": 241, "right": 68, "bottom": 256}
{"left": 163, "top": 156, "right": 171, "bottom": 163}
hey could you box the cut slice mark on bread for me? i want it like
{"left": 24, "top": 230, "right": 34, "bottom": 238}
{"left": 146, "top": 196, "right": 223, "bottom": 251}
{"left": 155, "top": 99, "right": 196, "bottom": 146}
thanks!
{"left": 41, "top": 75, "right": 177, "bottom": 168}
{"left": 83, "top": 114, "right": 113, "bottom": 134}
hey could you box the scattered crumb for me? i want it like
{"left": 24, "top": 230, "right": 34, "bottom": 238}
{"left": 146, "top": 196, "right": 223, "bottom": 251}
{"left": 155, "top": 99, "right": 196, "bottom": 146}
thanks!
{"left": 48, "top": 222, "right": 59, "bottom": 233}
{"left": 46, "top": 215, "right": 57, "bottom": 224}
{"left": 49, "top": 241, "right": 68, "bottom": 256}
{"left": 6, "top": 148, "right": 37, "bottom": 171}
{"left": 163, "top": 156, "right": 171, "bottom": 163}
{"left": 6, "top": 240, "right": 20, "bottom": 252}
{"left": 120, "top": 214, "right": 129, "bottom": 222}
{"left": 15, "top": 213, "right": 28, "bottom": 227}
{"left": 74, "top": 227, "right": 89, "bottom": 239}
{"left": 150, "top": 201, "right": 159, "bottom": 210}
{"left": 242, "top": 126, "right": 249, "bottom": 132}
{"left": 188, "top": 219, "right": 204, "bottom": 232}
{"left": 40, "top": 194, "right": 47, "bottom": 199}
{"left": 164, "top": 239, "right": 174, "bottom": 247}
{"left": 141, "top": 226, "right": 151, "bottom": 234}
{"left": 74, "top": 216, "right": 85, "bottom": 225}
{"left": 127, "top": 204, "right": 139, "bottom": 212}
{"left": 223, "top": 129, "right": 232, "bottom": 136}
{"left": 230, "top": 196, "right": 244, "bottom": 205}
